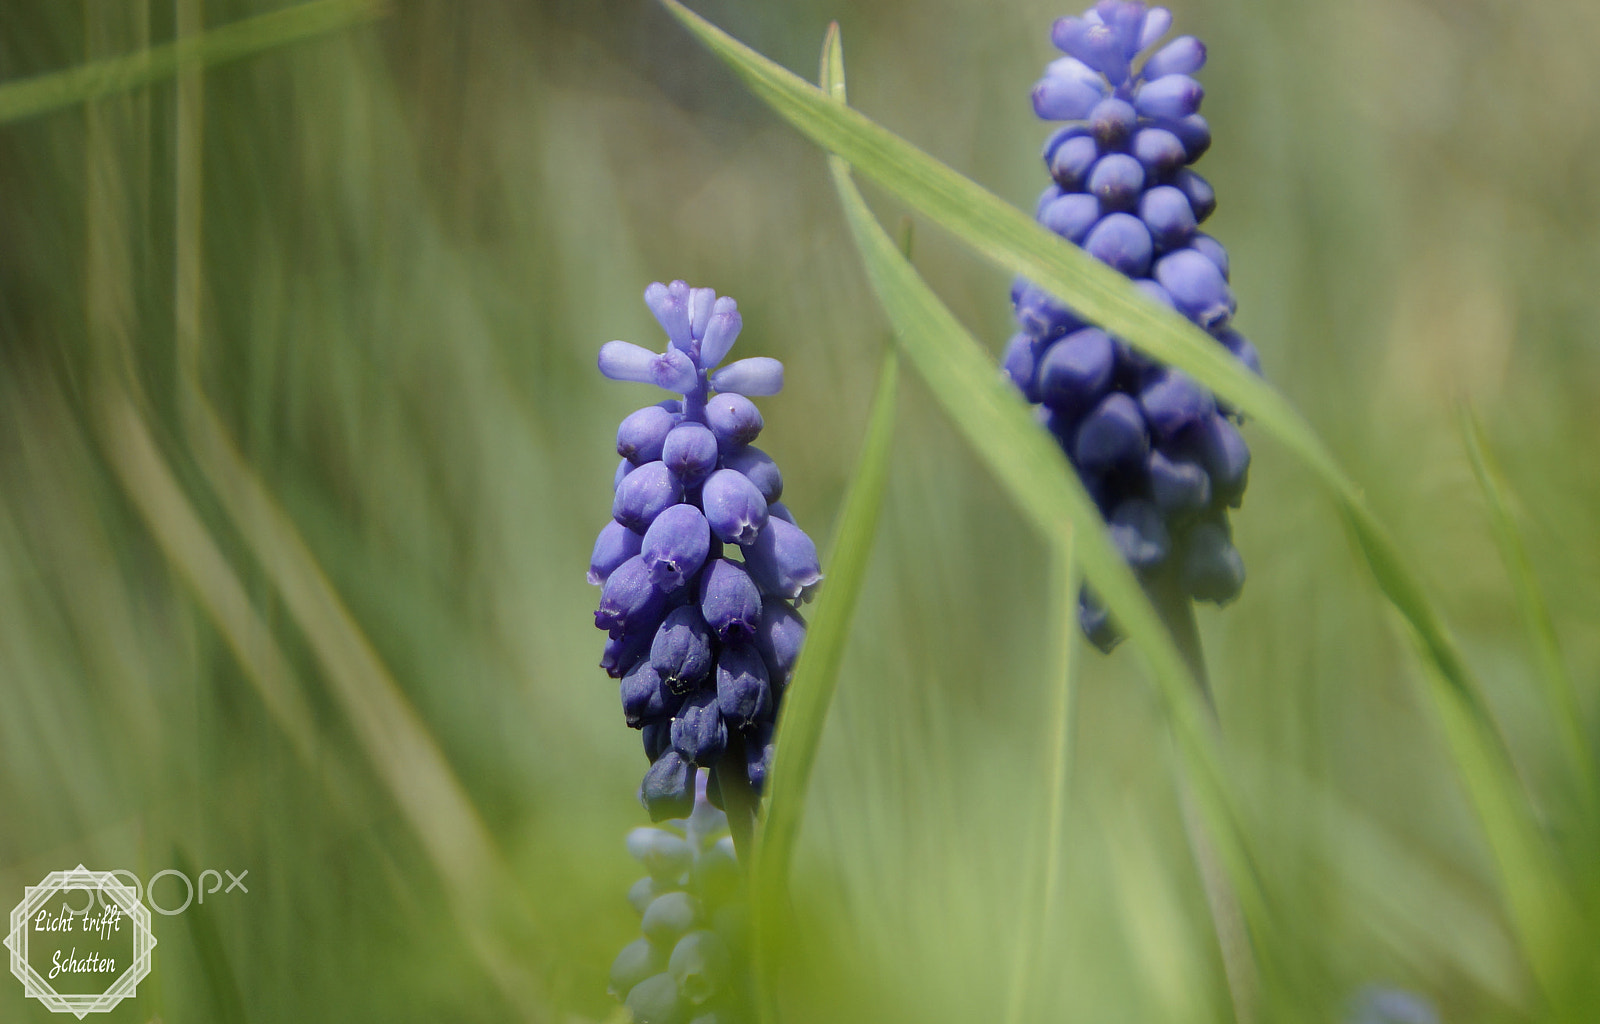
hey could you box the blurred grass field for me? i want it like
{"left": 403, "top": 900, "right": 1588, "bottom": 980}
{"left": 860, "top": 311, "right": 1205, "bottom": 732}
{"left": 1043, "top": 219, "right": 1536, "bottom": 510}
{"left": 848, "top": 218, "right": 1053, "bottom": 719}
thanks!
{"left": 2, "top": 1, "right": 1599, "bottom": 1021}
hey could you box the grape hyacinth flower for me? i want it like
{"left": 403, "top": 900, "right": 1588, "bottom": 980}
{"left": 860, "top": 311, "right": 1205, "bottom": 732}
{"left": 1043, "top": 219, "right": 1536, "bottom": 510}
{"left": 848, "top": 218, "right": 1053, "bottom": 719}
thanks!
{"left": 609, "top": 772, "right": 749, "bottom": 1023}
{"left": 1007, "top": 1, "right": 1262, "bottom": 649}
{"left": 592, "top": 280, "right": 818, "bottom": 821}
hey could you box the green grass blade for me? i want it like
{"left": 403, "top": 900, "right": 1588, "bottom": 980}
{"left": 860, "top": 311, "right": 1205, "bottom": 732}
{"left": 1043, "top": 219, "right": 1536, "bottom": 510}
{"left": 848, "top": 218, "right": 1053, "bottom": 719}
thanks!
{"left": 756, "top": 332, "right": 898, "bottom": 886}
{"left": 660, "top": 3, "right": 1581, "bottom": 1007}
{"left": 0, "top": 0, "right": 386, "bottom": 125}
{"left": 809, "top": 20, "right": 1275, "bottom": 983}
{"left": 1459, "top": 406, "right": 1596, "bottom": 810}
{"left": 1002, "top": 535, "right": 1079, "bottom": 1024}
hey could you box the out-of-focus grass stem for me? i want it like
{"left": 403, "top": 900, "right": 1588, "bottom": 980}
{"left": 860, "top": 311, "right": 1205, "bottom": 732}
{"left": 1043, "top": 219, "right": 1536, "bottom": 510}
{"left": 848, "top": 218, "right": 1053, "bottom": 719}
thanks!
{"left": 1002, "top": 534, "right": 1078, "bottom": 1024}
{"left": 1149, "top": 576, "right": 1258, "bottom": 1024}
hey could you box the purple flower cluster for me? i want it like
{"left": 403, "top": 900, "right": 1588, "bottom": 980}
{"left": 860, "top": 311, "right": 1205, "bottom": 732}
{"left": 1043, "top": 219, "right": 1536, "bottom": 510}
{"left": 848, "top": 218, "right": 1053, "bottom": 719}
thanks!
{"left": 609, "top": 773, "right": 748, "bottom": 1023}
{"left": 1004, "top": 1, "right": 1261, "bottom": 648}
{"left": 592, "top": 281, "right": 818, "bottom": 820}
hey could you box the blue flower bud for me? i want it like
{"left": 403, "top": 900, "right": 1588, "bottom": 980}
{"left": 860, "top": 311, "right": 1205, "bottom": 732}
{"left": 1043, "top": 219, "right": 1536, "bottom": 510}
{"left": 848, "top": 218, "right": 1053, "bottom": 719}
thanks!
{"left": 1042, "top": 125, "right": 1080, "bottom": 164}
{"left": 1083, "top": 212, "right": 1154, "bottom": 276}
{"left": 590, "top": 520, "right": 644, "bottom": 585}
{"left": 1161, "top": 114, "right": 1212, "bottom": 161}
{"left": 1052, "top": 17, "right": 1130, "bottom": 86}
{"left": 1078, "top": 588, "right": 1121, "bottom": 652}
{"left": 627, "top": 827, "right": 695, "bottom": 881}
{"left": 705, "top": 393, "right": 763, "bottom": 452}
{"left": 1147, "top": 448, "right": 1212, "bottom": 514}
{"left": 687, "top": 286, "right": 717, "bottom": 340}
{"left": 1136, "top": 74, "right": 1204, "bottom": 119}
{"left": 652, "top": 606, "right": 716, "bottom": 694}
{"left": 1192, "top": 413, "right": 1250, "bottom": 505}
{"left": 1088, "top": 97, "right": 1138, "bottom": 151}
{"left": 701, "top": 468, "right": 769, "bottom": 546}
{"left": 1171, "top": 167, "right": 1216, "bottom": 221}
{"left": 615, "top": 457, "right": 635, "bottom": 489}
{"left": 1038, "top": 326, "right": 1115, "bottom": 412}
{"left": 661, "top": 422, "right": 720, "bottom": 485}
{"left": 1003, "top": 332, "right": 1042, "bottom": 402}
{"left": 743, "top": 517, "right": 823, "bottom": 600}
{"left": 1131, "top": 126, "right": 1187, "bottom": 179}
{"left": 622, "top": 661, "right": 683, "bottom": 728}
{"left": 766, "top": 501, "right": 796, "bottom": 525}
{"left": 1346, "top": 987, "right": 1440, "bottom": 1024}
{"left": 1141, "top": 34, "right": 1206, "bottom": 79}
{"left": 671, "top": 690, "right": 729, "bottom": 767}
{"left": 625, "top": 972, "right": 688, "bottom": 1024}
{"left": 1075, "top": 392, "right": 1149, "bottom": 472}
{"left": 1139, "top": 368, "right": 1215, "bottom": 442}
{"left": 1218, "top": 328, "right": 1262, "bottom": 375}
{"left": 640, "top": 753, "right": 697, "bottom": 823}
{"left": 1037, "top": 183, "right": 1065, "bottom": 219}
{"left": 1155, "top": 249, "right": 1234, "bottom": 331}
{"left": 709, "top": 356, "right": 784, "bottom": 397}
{"left": 614, "top": 461, "right": 686, "bottom": 532}
{"left": 1189, "top": 232, "right": 1229, "bottom": 280}
{"left": 720, "top": 446, "right": 783, "bottom": 503}
{"left": 642, "top": 890, "right": 700, "bottom": 945}
{"left": 698, "top": 558, "right": 762, "bottom": 642}
{"left": 1032, "top": 62, "right": 1107, "bottom": 120}
{"left": 1137, "top": 7, "right": 1173, "bottom": 51}
{"left": 602, "top": 626, "right": 653, "bottom": 678}
{"left": 642, "top": 721, "right": 671, "bottom": 760}
{"left": 618, "top": 405, "right": 681, "bottom": 465}
{"left": 1088, "top": 153, "right": 1145, "bottom": 212}
{"left": 698, "top": 297, "right": 743, "bottom": 368}
{"left": 1140, "top": 185, "right": 1198, "bottom": 252}
{"left": 1049, "top": 135, "right": 1101, "bottom": 190}
{"left": 597, "top": 555, "right": 668, "bottom": 634}
{"left": 1180, "top": 520, "right": 1245, "bottom": 604}
{"left": 627, "top": 876, "right": 663, "bottom": 916}
{"left": 716, "top": 641, "right": 773, "bottom": 728}
{"left": 642, "top": 503, "right": 712, "bottom": 592}
{"left": 745, "top": 721, "right": 776, "bottom": 791}
{"left": 599, "top": 341, "right": 670, "bottom": 385}
{"left": 610, "top": 938, "right": 665, "bottom": 1000}
{"left": 755, "top": 597, "right": 807, "bottom": 685}
{"left": 1014, "top": 281, "right": 1083, "bottom": 338}
{"left": 645, "top": 280, "right": 694, "bottom": 352}
{"left": 650, "top": 347, "right": 700, "bottom": 395}
{"left": 1103, "top": 2, "right": 1151, "bottom": 59}
{"left": 1040, "top": 192, "right": 1102, "bottom": 243}
{"left": 1109, "top": 499, "right": 1171, "bottom": 570}
{"left": 668, "top": 930, "right": 732, "bottom": 1006}
{"left": 1134, "top": 277, "right": 1177, "bottom": 310}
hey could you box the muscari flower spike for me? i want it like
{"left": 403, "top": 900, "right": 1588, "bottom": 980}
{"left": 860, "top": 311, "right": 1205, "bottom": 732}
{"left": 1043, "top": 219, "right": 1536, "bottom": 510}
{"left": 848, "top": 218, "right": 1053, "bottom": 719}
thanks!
{"left": 593, "top": 281, "right": 819, "bottom": 821}
{"left": 1007, "top": 1, "right": 1262, "bottom": 650}
{"left": 609, "top": 771, "right": 750, "bottom": 1022}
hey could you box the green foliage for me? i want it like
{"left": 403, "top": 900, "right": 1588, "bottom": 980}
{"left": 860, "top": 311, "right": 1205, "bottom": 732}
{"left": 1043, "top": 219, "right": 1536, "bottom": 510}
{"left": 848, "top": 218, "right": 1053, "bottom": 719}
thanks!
{"left": 3, "top": 2, "right": 1600, "bottom": 1023}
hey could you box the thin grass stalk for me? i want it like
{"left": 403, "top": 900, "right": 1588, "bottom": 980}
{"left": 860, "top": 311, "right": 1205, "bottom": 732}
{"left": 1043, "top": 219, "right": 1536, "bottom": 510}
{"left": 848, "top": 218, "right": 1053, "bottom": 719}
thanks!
{"left": 1001, "top": 534, "right": 1078, "bottom": 1024}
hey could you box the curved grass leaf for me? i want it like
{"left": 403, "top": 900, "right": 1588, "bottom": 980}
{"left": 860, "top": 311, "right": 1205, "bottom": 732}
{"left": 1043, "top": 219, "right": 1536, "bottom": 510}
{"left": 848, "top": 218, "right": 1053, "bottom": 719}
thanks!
{"left": 1459, "top": 406, "right": 1596, "bottom": 814}
{"left": 756, "top": 347, "right": 898, "bottom": 884}
{"left": 658, "top": 2, "right": 1581, "bottom": 1009}
{"left": 0, "top": 0, "right": 386, "bottom": 126}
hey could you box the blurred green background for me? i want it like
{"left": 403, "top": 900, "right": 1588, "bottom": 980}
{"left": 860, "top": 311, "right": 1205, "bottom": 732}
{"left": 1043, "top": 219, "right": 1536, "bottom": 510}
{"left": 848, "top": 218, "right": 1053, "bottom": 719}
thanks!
{"left": 2, "top": 1, "right": 1598, "bottom": 1021}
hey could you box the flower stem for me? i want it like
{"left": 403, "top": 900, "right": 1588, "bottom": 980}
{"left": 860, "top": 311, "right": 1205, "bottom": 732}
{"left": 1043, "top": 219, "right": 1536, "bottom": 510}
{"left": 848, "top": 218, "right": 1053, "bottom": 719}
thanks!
{"left": 716, "top": 738, "right": 761, "bottom": 868}
{"left": 1147, "top": 573, "right": 1258, "bottom": 1024}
